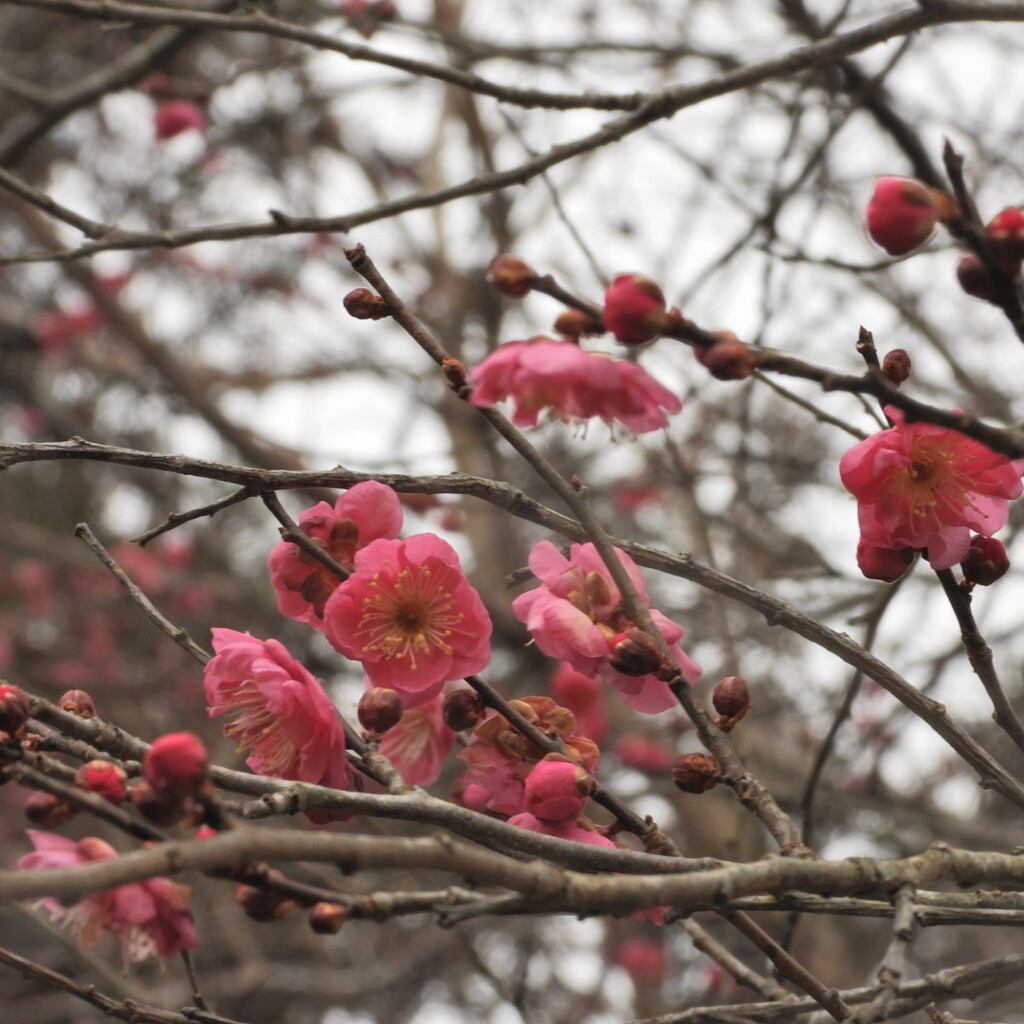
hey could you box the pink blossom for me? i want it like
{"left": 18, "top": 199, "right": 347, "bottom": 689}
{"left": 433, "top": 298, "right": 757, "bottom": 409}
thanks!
{"left": 18, "top": 831, "right": 197, "bottom": 963}
{"left": 154, "top": 100, "right": 207, "bottom": 140}
{"left": 506, "top": 812, "right": 616, "bottom": 847}
{"left": 377, "top": 693, "right": 454, "bottom": 785}
{"left": 512, "top": 541, "right": 700, "bottom": 713}
{"left": 613, "top": 735, "right": 675, "bottom": 774}
{"left": 614, "top": 938, "right": 668, "bottom": 984}
{"left": 840, "top": 406, "right": 1024, "bottom": 571}
{"left": 204, "top": 628, "right": 350, "bottom": 791}
{"left": 550, "top": 663, "right": 609, "bottom": 743}
{"left": 268, "top": 481, "right": 403, "bottom": 629}
{"left": 467, "top": 337, "right": 681, "bottom": 435}
{"left": 522, "top": 759, "right": 591, "bottom": 822}
{"left": 322, "top": 534, "right": 492, "bottom": 705}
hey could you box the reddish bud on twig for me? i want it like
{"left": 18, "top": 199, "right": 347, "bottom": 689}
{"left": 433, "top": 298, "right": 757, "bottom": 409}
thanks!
{"left": 865, "top": 176, "right": 938, "bottom": 256}
{"left": 553, "top": 308, "right": 598, "bottom": 338}
{"left": 711, "top": 676, "right": 751, "bottom": 729}
{"left": 694, "top": 332, "right": 757, "bottom": 381}
{"left": 236, "top": 877, "right": 303, "bottom": 922}
{"left": 0, "top": 684, "right": 31, "bottom": 739}
{"left": 309, "top": 902, "right": 347, "bottom": 934}
{"left": 442, "top": 688, "right": 485, "bottom": 732}
{"left": 487, "top": 254, "right": 536, "bottom": 298}
{"left": 24, "top": 790, "right": 77, "bottom": 827}
{"left": 144, "top": 732, "right": 210, "bottom": 799}
{"left": 985, "top": 207, "right": 1024, "bottom": 262}
{"left": 358, "top": 688, "right": 404, "bottom": 735}
{"left": 442, "top": 356, "right": 468, "bottom": 390}
{"left": 956, "top": 253, "right": 1002, "bottom": 305}
{"left": 671, "top": 753, "right": 721, "bottom": 794}
{"left": 960, "top": 535, "right": 1010, "bottom": 586}
{"left": 58, "top": 689, "right": 96, "bottom": 719}
{"left": 343, "top": 288, "right": 391, "bottom": 320}
{"left": 75, "top": 760, "right": 128, "bottom": 804}
{"left": 881, "top": 349, "right": 912, "bottom": 386}
{"left": 131, "top": 779, "right": 193, "bottom": 827}
{"left": 607, "top": 628, "right": 663, "bottom": 677}
{"left": 603, "top": 274, "right": 667, "bottom": 345}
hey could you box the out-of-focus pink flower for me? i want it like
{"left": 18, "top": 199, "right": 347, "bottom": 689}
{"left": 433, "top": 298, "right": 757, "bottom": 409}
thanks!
{"left": 468, "top": 337, "right": 681, "bottom": 435}
{"left": 154, "top": 100, "right": 207, "bottom": 140}
{"left": 550, "top": 663, "right": 609, "bottom": 743}
{"left": 614, "top": 938, "right": 668, "bottom": 984}
{"left": 613, "top": 735, "right": 675, "bottom": 773}
{"left": 506, "top": 812, "right": 616, "bottom": 847}
{"left": 18, "top": 830, "right": 197, "bottom": 963}
{"left": 865, "top": 176, "right": 937, "bottom": 256}
{"left": 268, "top": 481, "right": 403, "bottom": 630}
{"left": 603, "top": 274, "right": 667, "bottom": 345}
{"left": 323, "top": 534, "right": 492, "bottom": 705}
{"left": 512, "top": 541, "right": 700, "bottom": 713}
{"left": 522, "top": 758, "right": 592, "bottom": 822}
{"left": 33, "top": 307, "right": 104, "bottom": 355}
{"left": 840, "top": 406, "right": 1024, "bottom": 571}
{"left": 377, "top": 693, "right": 454, "bottom": 786}
{"left": 204, "top": 628, "right": 350, "bottom": 791}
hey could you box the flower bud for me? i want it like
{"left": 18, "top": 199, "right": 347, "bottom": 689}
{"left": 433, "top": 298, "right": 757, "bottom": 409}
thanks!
{"left": 24, "top": 790, "right": 77, "bottom": 827}
{"left": 309, "top": 902, "right": 347, "bottom": 934}
{"left": 671, "top": 753, "right": 721, "bottom": 794}
{"left": 0, "top": 683, "right": 31, "bottom": 738}
{"left": 358, "top": 687, "right": 404, "bottom": 735}
{"left": 442, "top": 688, "right": 485, "bottom": 732}
{"left": 131, "top": 779, "right": 193, "bottom": 827}
{"left": 857, "top": 539, "right": 914, "bottom": 583}
{"left": 553, "top": 308, "right": 598, "bottom": 338}
{"left": 865, "top": 176, "right": 937, "bottom": 256}
{"left": 956, "top": 253, "right": 1000, "bottom": 304}
{"left": 154, "top": 100, "right": 207, "bottom": 141}
{"left": 144, "top": 732, "right": 210, "bottom": 798}
{"left": 236, "top": 877, "right": 303, "bottom": 922}
{"left": 487, "top": 254, "right": 536, "bottom": 298}
{"left": 960, "top": 535, "right": 1010, "bottom": 586}
{"left": 58, "top": 689, "right": 96, "bottom": 719}
{"left": 881, "top": 349, "right": 911, "bottom": 386}
{"left": 985, "top": 207, "right": 1024, "bottom": 262}
{"left": 607, "top": 628, "right": 663, "bottom": 677}
{"left": 602, "top": 274, "right": 667, "bottom": 345}
{"left": 523, "top": 757, "right": 594, "bottom": 822}
{"left": 75, "top": 760, "right": 128, "bottom": 804}
{"left": 711, "top": 676, "right": 751, "bottom": 728}
{"left": 694, "top": 333, "right": 757, "bottom": 381}
{"left": 343, "top": 288, "right": 390, "bottom": 320}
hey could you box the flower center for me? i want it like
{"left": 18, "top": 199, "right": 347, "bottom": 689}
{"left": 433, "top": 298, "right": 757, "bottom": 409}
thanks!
{"left": 214, "top": 677, "right": 294, "bottom": 774}
{"left": 356, "top": 561, "right": 475, "bottom": 669}
{"left": 898, "top": 441, "right": 977, "bottom": 523}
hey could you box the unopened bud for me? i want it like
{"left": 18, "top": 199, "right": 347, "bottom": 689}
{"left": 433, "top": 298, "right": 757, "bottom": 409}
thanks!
{"left": 309, "top": 901, "right": 347, "bottom": 934}
{"left": 343, "top": 288, "right": 390, "bottom": 320}
{"left": 985, "top": 207, "right": 1024, "bottom": 262}
{"left": 671, "top": 753, "right": 721, "bottom": 794}
{"left": 553, "top": 307, "right": 598, "bottom": 338}
{"left": 442, "top": 356, "right": 467, "bottom": 390}
{"left": 58, "top": 689, "right": 96, "bottom": 719}
{"left": 607, "top": 628, "right": 663, "bottom": 677}
{"left": 865, "top": 176, "right": 937, "bottom": 256}
{"left": 24, "top": 790, "right": 77, "bottom": 827}
{"left": 358, "top": 688, "right": 403, "bottom": 735}
{"left": 75, "top": 760, "right": 128, "bottom": 804}
{"left": 131, "top": 779, "right": 192, "bottom": 827}
{"left": 0, "top": 683, "right": 31, "bottom": 738}
{"left": 881, "top": 349, "right": 911, "bottom": 386}
{"left": 956, "top": 253, "right": 1000, "bottom": 305}
{"left": 236, "top": 876, "right": 302, "bottom": 922}
{"left": 711, "top": 676, "right": 751, "bottom": 728}
{"left": 960, "top": 535, "right": 1010, "bottom": 586}
{"left": 144, "top": 732, "right": 210, "bottom": 798}
{"left": 603, "top": 274, "right": 667, "bottom": 345}
{"left": 442, "top": 688, "right": 485, "bottom": 732}
{"left": 695, "top": 333, "right": 757, "bottom": 381}
{"left": 487, "top": 254, "right": 536, "bottom": 298}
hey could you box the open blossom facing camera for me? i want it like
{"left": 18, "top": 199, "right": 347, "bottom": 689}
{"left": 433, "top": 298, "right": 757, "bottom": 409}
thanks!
{"left": 841, "top": 407, "right": 1024, "bottom": 572}
{"left": 269, "top": 481, "right": 403, "bottom": 629}
{"left": 377, "top": 693, "right": 454, "bottom": 785}
{"left": 468, "top": 337, "right": 681, "bottom": 435}
{"left": 512, "top": 541, "right": 700, "bottom": 713}
{"left": 204, "top": 628, "right": 350, "bottom": 791}
{"left": 18, "top": 831, "right": 197, "bottom": 964}
{"left": 323, "top": 534, "right": 492, "bottom": 705}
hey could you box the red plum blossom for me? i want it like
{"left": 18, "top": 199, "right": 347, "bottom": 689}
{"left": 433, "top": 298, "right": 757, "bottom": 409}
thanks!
{"left": 323, "top": 534, "right": 492, "bottom": 705}
{"left": 377, "top": 693, "right": 454, "bottom": 785}
{"left": 840, "top": 406, "right": 1024, "bottom": 572}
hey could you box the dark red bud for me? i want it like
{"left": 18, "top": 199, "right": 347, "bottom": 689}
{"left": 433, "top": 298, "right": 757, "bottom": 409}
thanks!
{"left": 694, "top": 333, "right": 757, "bottom": 380}
{"left": 487, "top": 254, "right": 536, "bottom": 298}
{"left": 960, "top": 535, "right": 1010, "bottom": 586}
{"left": 553, "top": 308, "right": 598, "bottom": 338}
{"left": 144, "top": 732, "right": 210, "bottom": 798}
{"left": 985, "top": 207, "right": 1024, "bottom": 262}
{"left": 24, "top": 790, "right": 77, "bottom": 827}
{"left": 671, "top": 753, "right": 721, "bottom": 794}
{"left": 0, "top": 684, "right": 31, "bottom": 738}
{"left": 343, "top": 288, "right": 391, "bottom": 320}
{"left": 309, "top": 902, "right": 347, "bottom": 934}
{"left": 607, "top": 628, "right": 663, "bottom": 677}
{"left": 75, "top": 760, "right": 128, "bottom": 804}
{"left": 956, "top": 253, "right": 1001, "bottom": 305}
{"left": 881, "top": 349, "right": 911, "bottom": 386}
{"left": 358, "top": 688, "right": 404, "bottom": 735}
{"left": 236, "top": 877, "right": 303, "bottom": 922}
{"left": 711, "top": 676, "right": 751, "bottom": 728}
{"left": 131, "top": 779, "right": 193, "bottom": 827}
{"left": 58, "top": 689, "right": 96, "bottom": 719}
{"left": 442, "top": 688, "right": 485, "bottom": 732}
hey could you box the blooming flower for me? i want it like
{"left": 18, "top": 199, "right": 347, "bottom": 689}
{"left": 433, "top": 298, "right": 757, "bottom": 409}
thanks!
{"left": 549, "top": 663, "right": 609, "bottom": 743}
{"left": 322, "top": 534, "right": 492, "bottom": 705}
{"left": 268, "top": 481, "right": 403, "bottom": 630}
{"left": 18, "top": 831, "right": 197, "bottom": 964}
{"left": 377, "top": 693, "right": 454, "bottom": 785}
{"left": 468, "top": 337, "right": 681, "bottom": 435}
{"left": 512, "top": 541, "right": 700, "bottom": 713}
{"left": 839, "top": 406, "right": 1024, "bottom": 571}
{"left": 204, "top": 628, "right": 350, "bottom": 791}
